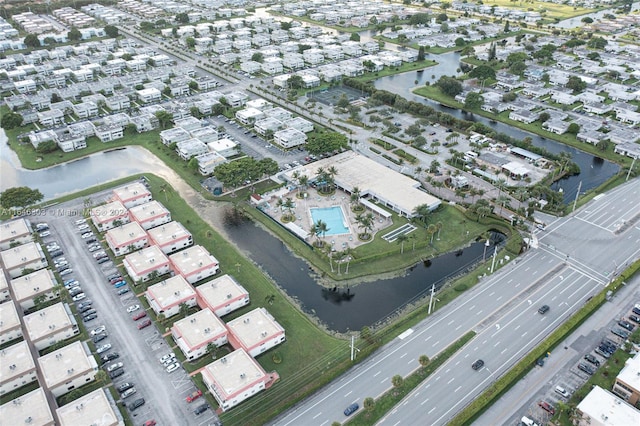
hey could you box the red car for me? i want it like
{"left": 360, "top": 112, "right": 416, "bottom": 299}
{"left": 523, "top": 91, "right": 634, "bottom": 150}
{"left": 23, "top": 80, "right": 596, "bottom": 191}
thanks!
{"left": 538, "top": 401, "right": 555, "bottom": 415}
{"left": 143, "top": 421, "right": 156, "bottom": 426}
{"left": 186, "top": 389, "right": 203, "bottom": 403}
{"left": 137, "top": 319, "right": 152, "bottom": 330}
{"left": 132, "top": 311, "right": 147, "bottom": 321}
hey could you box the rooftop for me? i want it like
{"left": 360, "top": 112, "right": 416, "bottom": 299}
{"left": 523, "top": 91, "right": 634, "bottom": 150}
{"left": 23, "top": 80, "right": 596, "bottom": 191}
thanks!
{"left": 577, "top": 385, "right": 640, "bottom": 425}
{"left": 90, "top": 200, "right": 128, "bottom": 223}
{"left": 23, "top": 302, "right": 74, "bottom": 343}
{"left": 226, "top": 308, "right": 284, "bottom": 349}
{"left": 38, "top": 341, "right": 96, "bottom": 390}
{"left": 57, "top": 388, "right": 120, "bottom": 426}
{"left": 172, "top": 308, "right": 227, "bottom": 349}
{"left": 0, "top": 301, "right": 20, "bottom": 334}
{"left": 0, "top": 218, "right": 31, "bottom": 243}
{"left": 169, "top": 245, "right": 219, "bottom": 277}
{"left": 0, "top": 387, "right": 54, "bottom": 426}
{"left": 617, "top": 352, "right": 640, "bottom": 394}
{"left": 0, "top": 268, "right": 7, "bottom": 292}
{"left": 196, "top": 274, "right": 248, "bottom": 311}
{"left": 105, "top": 221, "right": 147, "bottom": 247}
{"left": 146, "top": 275, "right": 195, "bottom": 309}
{"left": 202, "top": 348, "right": 267, "bottom": 399}
{"left": 0, "top": 340, "right": 36, "bottom": 386}
{"left": 147, "top": 221, "right": 192, "bottom": 246}
{"left": 128, "top": 200, "right": 170, "bottom": 222}
{"left": 123, "top": 245, "right": 170, "bottom": 274}
{"left": 10, "top": 268, "right": 57, "bottom": 302}
{"left": 0, "top": 241, "right": 44, "bottom": 270}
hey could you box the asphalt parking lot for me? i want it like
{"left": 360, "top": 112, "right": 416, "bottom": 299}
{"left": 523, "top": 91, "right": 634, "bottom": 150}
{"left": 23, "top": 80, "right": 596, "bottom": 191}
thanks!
{"left": 39, "top": 194, "right": 221, "bottom": 425}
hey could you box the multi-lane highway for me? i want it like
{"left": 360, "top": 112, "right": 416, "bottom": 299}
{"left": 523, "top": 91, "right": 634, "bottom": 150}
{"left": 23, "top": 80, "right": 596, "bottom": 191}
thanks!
{"left": 272, "top": 179, "right": 640, "bottom": 425}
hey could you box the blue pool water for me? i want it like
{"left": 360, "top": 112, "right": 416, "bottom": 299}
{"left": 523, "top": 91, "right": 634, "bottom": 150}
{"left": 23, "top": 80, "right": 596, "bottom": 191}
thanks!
{"left": 310, "top": 206, "right": 349, "bottom": 236}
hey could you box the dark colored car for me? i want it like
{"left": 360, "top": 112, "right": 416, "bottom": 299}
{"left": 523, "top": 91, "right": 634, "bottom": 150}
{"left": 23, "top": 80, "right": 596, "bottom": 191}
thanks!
{"left": 538, "top": 305, "right": 550, "bottom": 314}
{"left": 137, "top": 319, "right": 152, "bottom": 330}
{"left": 538, "top": 401, "right": 555, "bottom": 415}
{"left": 50, "top": 249, "right": 64, "bottom": 258}
{"left": 595, "top": 346, "right": 611, "bottom": 359}
{"left": 584, "top": 354, "right": 600, "bottom": 367}
{"left": 618, "top": 320, "right": 635, "bottom": 331}
{"left": 101, "top": 352, "right": 120, "bottom": 364}
{"left": 92, "top": 333, "right": 108, "bottom": 343}
{"left": 629, "top": 315, "right": 640, "bottom": 324}
{"left": 578, "top": 363, "right": 595, "bottom": 375}
{"left": 128, "top": 398, "right": 145, "bottom": 411}
{"left": 97, "top": 257, "right": 110, "bottom": 264}
{"left": 343, "top": 403, "right": 359, "bottom": 416}
{"left": 611, "top": 328, "right": 629, "bottom": 339}
{"left": 194, "top": 403, "right": 209, "bottom": 415}
{"left": 85, "top": 237, "right": 97, "bottom": 244}
{"left": 472, "top": 359, "right": 484, "bottom": 370}
{"left": 117, "top": 287, "right": 130, "bottom": 295}
{"left": 107, "top": 274, "right": 122, "bottom": 281}
{"left": 83, "top": 309, "right": 97, "bottom": 317}
{"left": 132, "top": 311, "right": 147, "bottom": 321}
{"left": 117, "top": 382, "right": 134, "bottom": 393}
{"left": 109, "top": 368, "right": 125, "bottom": 379}
{"left": 633, "top": 307, "right": 640, "bottom": 316}
{"left": 83, "top": 313, "right": 98, "bottom": 322}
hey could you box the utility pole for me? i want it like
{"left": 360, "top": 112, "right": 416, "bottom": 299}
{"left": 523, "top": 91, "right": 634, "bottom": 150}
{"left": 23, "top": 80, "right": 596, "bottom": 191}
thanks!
{"left": 490, "top": 246, "right": 498, "bottom": 273}
{"left": 572, "top": 180, "right": 582, "bottom": 212}
{"left": 626, "top": 156, "right": 637, "bottom": 181}
{"left": 428, "top": 283, "right": 435, "bottom": 314}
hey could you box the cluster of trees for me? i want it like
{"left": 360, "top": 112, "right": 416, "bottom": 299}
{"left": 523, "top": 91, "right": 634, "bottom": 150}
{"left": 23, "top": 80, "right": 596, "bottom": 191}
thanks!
{"left": 305, "top": 132, "right": 349, "bottom": 156}
{"left": 314, "top": 166, "right": 338, "bottom": 194}
{"left": 213, "top": 157, "right": 278, "bottom": 190}
{"left": 434, "top": 76, "right": 463, "bottom": 97}
{"left": 1, "top": 111, "right": 23, "bottom": 130}
{"left": 0, "top": 187, "right": 44, "bottom": 209}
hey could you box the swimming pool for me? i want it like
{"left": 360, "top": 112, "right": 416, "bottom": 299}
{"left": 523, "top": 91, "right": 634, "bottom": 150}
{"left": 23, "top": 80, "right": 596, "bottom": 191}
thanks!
{"left": 310, "top": 206, "right": 349, "bottom": 236}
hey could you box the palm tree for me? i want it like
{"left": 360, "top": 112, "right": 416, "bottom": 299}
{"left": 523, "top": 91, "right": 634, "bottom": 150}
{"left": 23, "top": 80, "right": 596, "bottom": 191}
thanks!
{"left": 179, "top": 302, "right": 190, "bottom": 318}
{"left": 496, "top": 178, "right": 507, "bottom": 197}
{"left": 419, "top": 354, "right": 430, "bottom": 366}
{"left": 412, "top": 204, "right": 431, "bottom": 226}
{"left": 392, "top": 375, "right": 404, "bottom": 388}
{"left": 496, "top": 194, "right": 511, "bottom": 215}
{"left": 436, "top": 221, "right": 443, "bottom": 240}
{"left": 358, "top": 213, "right": 374, "bottom": 239}
{"left": 315, "top": 219, "right": 329, "bottom": 242}
{"left": 396, "top": 233, "right": 408, "bottom": 254}
{"left": 309, "top": 223, "right": 321, "bottom": 247}
{"left": 350, "top": 186, "right": 362, "bottom": 211}
{"left": 427, "top": 224, "right": 437, "bottom": 244}
{"left": 265, "top": 294, "right": 276, "bottom": 305}
{"left": 298, "top": 175, "right": 309, "bottom": 197}
{"left": 327, "top": 166, "right": 338, "bottom": 191}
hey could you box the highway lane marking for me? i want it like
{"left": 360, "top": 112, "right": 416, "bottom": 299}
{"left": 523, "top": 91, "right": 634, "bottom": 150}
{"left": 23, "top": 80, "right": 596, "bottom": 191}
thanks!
{"left": 344, "top": 391, "right": 352, "bottom": 397}
{"left": 421, "top": 398, "right": 430, "bottom": 406}
{"left": 435, "top": 376, "right": 441, "bottom": 381}
{"left": 447, "top": 320, "right": 455, "bottom": 325}
{"left": 455, "top": 325, "right": 462, "bottom": 330}
{"left": 522, "top": 331, "right": 528, "bottom": 337}
{"left": 476, "top": 310, "right": 483, "bottom": 315}
{"left": 469, "top": 305, "right": 476, "bottom": 310}
{"left": 445, "top": 368, "right": 451, "bottom": 374}
{"left": 373, "top": 370, "right": 381, "bottom": 377}
{"left": 432, "top": 340, "right": 440, "bottom": 347}
{"left": 424, "top": 384, "right": 431, "bottom": 390}
{"left": 493, "top": 340, "right": 501, "bottom": 347}
{"left": 424, "top": 336, "right": 432, "bottom": 342}
{"left": 455, "top": 386, "right": 462, "bottom": 393}
{"left": 408, "top": 358, "right": 415, "bottom": 365}
{"left": 400, "top": 352, "right": 407, "bottom": 359}
{"left": 507, "top": 279, "right": 513, "bottom": 284}
{"left": 313, "top": 412, "right": 322, "bottom": 419}
{"left": 497, "top": 296, "right": 503, "bottom": 301}
{"left": 489, "top": 291, "right": 495, "bottom": 296}
{"left": 428, "top": 407, "right": 436, "bottom": 414}
{"left": 381, "top": 377, "right": 388, "bottom": 384}
{"left": 524, "top": 267, "right": 530, "bottom": 272}
{"left": 501, "top": 348, "right": 508, "bottom": 354}
{"left": 455, "top": 360, "right": 460, "bottom": 366}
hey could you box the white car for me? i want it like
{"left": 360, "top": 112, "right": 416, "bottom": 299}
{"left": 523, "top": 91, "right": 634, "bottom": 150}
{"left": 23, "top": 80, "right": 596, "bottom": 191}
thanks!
{"left": 60, "top": 269, "right": 74, "bottom": 276}
{"left": 166, "top": 362, "right": 180, "bottom": 373}
{"left": 77, "top": 224, "right": 89, "bottom": 231}
{"left": 106, "top": 362, "right": 123, "bottom": 372}
{"left": 93, "top": 251, "right": 107, "bottom": 259}
{"left": 72, "top": 292, "right": 86, "bottom": 301}
{"left": 88, "top": 244, "right": 101, "bottom": 252}
{"left": 96, "top": 343, "right": 112, "bottom": 354}
{"left": 159, "top": 353, "right": 175, "bottom": 364}
{"left": 90, "top": 325, "right": 106, "bottom": 336}
{"left": 121, "top": 387, "right": 137, "bottom": 399}
{"left": 81, "top": 232, "right": 94, "bottom": 239}
{"left": 126, "top": 304, "right": 140, "bottom": 313}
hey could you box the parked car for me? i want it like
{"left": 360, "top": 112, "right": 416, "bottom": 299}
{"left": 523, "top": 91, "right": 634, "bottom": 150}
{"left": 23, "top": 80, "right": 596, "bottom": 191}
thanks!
{"left": 193, "top": 404, "right": 209, "bottom": 415}
{"left": 77, "top": 300, "right": 92, "bottom": 310}
{"left": 88, "top": 244, "right": 101, "bottom": 252}
{"left": 90, "top": 325, "right": 106, "bottom": 336}
{"left": 137, "top": 319, "right": 152, "bottom": 330}
{"left": 132, "top": 311, "right": 147, "bottom": 321}
{"left": 39, "top": 231, "right": 51, "bottom": 237}
{"left": 107, "top": 273, "right": 122, "bottom": 281}
{"left": 96, "top": 257, "right": 110, "bottom": 264}
{"left": 93, "top": 251, "right": 107, "bottom": 259}
{"left": 35, "top": 223, "right": 49, "bottom": 231}
{"left": 83, "top": 313, "right": 98, "bottom": 322}
{"left": 117, "top": 287, "right": 130, "bottom": 295}
{"left": 584, "top": 354, "right": 600, "bottom": 366}
{"left": 92, "top": 333, "right": 108, "bottom": 344}
{"left": 555, "top": 386, "right": 570, "bottom": 398}
{"left": 72, "top": 292, "right": 85, "bottom": 301}
{"left": 114, "top": 281, "right": 127, "bottom": 289}
{"left": 344, "top": 403, "right": 359, "bottom": 416}
{"left": 128, "top": 398, "right": 145, "bottom": 411}
{"left": 101, "top": 353, "right": 120, "bottom": 365}
{"left": 96, "top": 344, "right": 112, "bottom": 354}
{"left": 538, "top": 401, "right": 555, "bottom": 415}
{"left": 629, "top": 315, "right": 640, "bottom": 324}
{"left": 81, "top": 232, "right": 95, "bottom": 239}
{"left": 472, "top": 359, "right": 484, "bottom": 370}
{"left": 85, "top": 237, "right": 97, "bottom": 244}
{"left": 186, "top": 389, "right": 203, "bottom": 403}
{"left": 166, "top": 362, "right": 180, "bottom": 373}
{"left": 595, "top": 346, "right": 611, "bottom": 359}
{"left": 50, "top": 249, "right": 64, "bottom": 258}
{"left": 60, "top": 268, "right": 74, "bottom": 276}
{"left": 77, "top": 224, "right": 90, "bottom": 231}
{"left": 578, "top": 363, "right": 595, "bottom": 375}
{"left": 109, "top": 368, "right": 125, "bottom": 379}
{"left": 75, "top": 219, "right": 87, "bottom": 225}
{"left": 143, "top": 421, "right": 156, "bottom": 426}
{"left": 121, "top": 387, "right": 137, "bottom": 399}
{"left": 611, "top": 328, "right": 630, "bottom": 339}
{"left": 159, "top": 353, "right": 175, "bottom": 364}
{"left": 117, "top": 382, "right": 134, "bottom": 393}
{"left": 618, "top": 320, "right": 635, "bottom": 331}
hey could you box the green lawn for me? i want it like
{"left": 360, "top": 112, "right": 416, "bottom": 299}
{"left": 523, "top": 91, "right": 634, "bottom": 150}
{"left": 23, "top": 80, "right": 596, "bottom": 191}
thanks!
{"left": 483, "top": 0, "right": 595, "bottom": 20}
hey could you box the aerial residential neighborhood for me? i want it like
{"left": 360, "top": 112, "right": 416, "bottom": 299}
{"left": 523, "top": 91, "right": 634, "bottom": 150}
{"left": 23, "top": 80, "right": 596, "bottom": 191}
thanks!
{"left": 1, "top": 0, "right": 639, "bottom": 426}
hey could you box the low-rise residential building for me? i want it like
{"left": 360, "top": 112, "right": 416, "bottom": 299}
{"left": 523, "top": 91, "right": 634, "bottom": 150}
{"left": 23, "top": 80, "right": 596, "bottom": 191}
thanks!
{"left": 169, "top": 245, "right": 219, "bottom": 284}
{"left": 171, "top": 308, "right": 228, "bottom": 360}
{"left": 273, "top": 127, "right": 307, "bottom": 149}
{"left": 10, "top": 268, "right": 58, "bottom": 312}
{"left": 196, "top": 151, "right": 226, "bottom": 176}
{"left": 201, "top": 348, "right": 274, "bottom": 411}
{"left": 129, "top": 200, "right": 171, "bottom": 231}
{"left": 105, "top": 221, "right": 148, "bottom": 256}
{"left": 284, "top": 117, "right": 314, "bottom": 133}
{"left": 176, "top": 138, "right": 208, "bottom": 161}
{"left": 123, "top": 245, "right": 172, "bottom": 283}
{"left": 56, "top": 388, "right": 123, "bottom": 426}
{"left": 146, "top": 221, "right": 193, "bottom": 255}
{"left": 72, "top": 101, "right": 98, "bottom": 119}
{"left": 226, "top": 307, "right": 285, "bottom": 357}
{"left": 38, "top": 108, "right": 65, "bottom": 127}
{"left": 0, "top": 301, "right": 22, "bottom": 346}
{"left": 38, "top": 341, "right": 98, "bottom": 397}
{"left": 0, "top": 218, "right": 33, "bottom": 251}
{"left": 137, "top": 87, "right": 162, "bottom": 103}
{"left": 235, "top": 107, "right": 265, "bottom": 125}
{"left": 105, "top": 94, "right": 130, "bottom": 111}
{"left": 575, "top": 386, "right": 640, "bottom": 426}
{"left": 112, "top": 182, "right": 152, "bottom": 209}
{"left": 0, "top": 271, "right": 8, "bottom": 303}
{"left": 23, "top": 302, "right": 78, "bottom": 351}
{"left": 90, "top": 200, "right": 130, "bottom": 232}
{"left": 0, "top": 387, "right": 55, "bottom": 426}
{"left": 0, "top": 340, "right": 37, "bottom": 396}
{"left": 613, "top": 353, "right": 640, "bottom": 405}
{"left": 145, "top": 275, "right": 196, "bottom": 318}
{"left": 160, "top": 127, "right": 191, "bottom": 146}
{"left": 0, "top": 242, "right": 47, "bottom": 279}
{"left": 614, "top": 142, "right": 640, "bottom": 159}
{"left": 196, "top": 274, "right": 250, "bottom": 317}
{"left": 93, "top": 123, "right": 124, "bottom": 142}
{"left": 207, "top": 138, "right": 238, "bottom": 158}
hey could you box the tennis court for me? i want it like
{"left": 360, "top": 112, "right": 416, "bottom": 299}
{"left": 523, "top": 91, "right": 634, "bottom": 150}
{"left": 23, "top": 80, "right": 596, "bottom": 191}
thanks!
{"left": 308, "top": 86, "right": 367, "bottom": 106}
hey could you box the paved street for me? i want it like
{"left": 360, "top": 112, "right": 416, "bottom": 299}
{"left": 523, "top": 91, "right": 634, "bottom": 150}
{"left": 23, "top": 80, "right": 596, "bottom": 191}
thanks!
{"left": 271, "top": 179, "right": 640, "bottom": 425}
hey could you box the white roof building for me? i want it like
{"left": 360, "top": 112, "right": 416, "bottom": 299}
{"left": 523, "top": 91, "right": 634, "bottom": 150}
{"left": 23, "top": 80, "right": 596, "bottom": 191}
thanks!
{"left": 613, "top": 352, "right": 640, "bottom": 405}
{"left": 201, "top": 348, "right": 274, "bottom": 412}
{"left": 0, "top": 387, "right": 54, "bottom": 426}
{"left": 0, "top": 218, "right": 33, "bottom": 251}
{"left": 145, "top": 275, "right": 196, "bottom": 319}
{"left": 147, "top": 221, "right": 193, "bottom": 255}
{"left": 576, "top": 386, "right": 640, "bottom": 426}
{"left": 0, "top": 340, "right": 37, "bottom": 397}
{"left": 0, "top": 241, "right": 47, "bottom": 279}
{"left": 38, "top": 341, "right": 98, "bottom": 397}
{"left": 90, "top": 200, "right": 130, "bottom": 232}
{"left": 195, "top": 274, "right": 250, "bottom": 317}
{"left": 0, "top": 269, "right": 8, "bottom": 304}
{"left": 129, "top": 200, "right": 172, "bottom": 231}
{"left": 123, "top": 245, "right": 172, "bottom": 283}
{"left": 172, "top": 308, "right": 228, "bottom": 361}
{"left": 226, "top": 308, "right": 285, "bottom": 357}
{"left": 112, "top": 182, "right": 152, "bottom": 209}
{"left": 0, "top": 301, "right": 22, "bottom": 346}
{"left": 169, "top": 245, "right": 219, "bottom": 284}
{"left": 23, "top": 302, "right": 79, "bottom": 351}
{"left": 105, "top": 221, "right": 148, "bottom": 256}
{"left": 56, "top": 388, "right": 123, "bottom": 426}
{"left": 10, "top": 268, "right": 58, "bottom": 311}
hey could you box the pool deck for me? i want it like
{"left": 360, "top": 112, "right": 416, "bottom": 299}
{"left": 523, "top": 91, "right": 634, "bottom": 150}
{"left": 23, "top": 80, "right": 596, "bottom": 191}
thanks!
{"left": 263, "top": 187, "right": 393, "bottom": 252}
